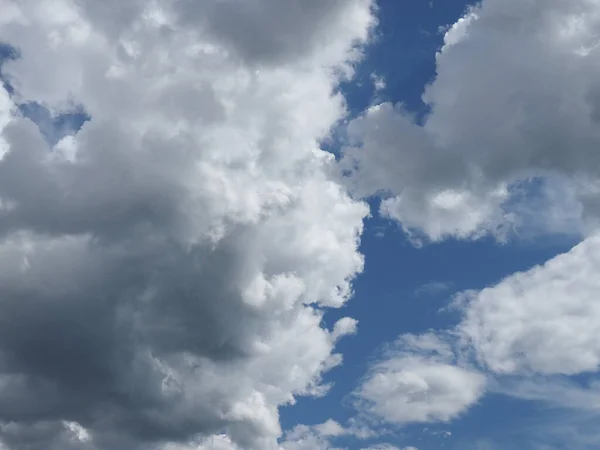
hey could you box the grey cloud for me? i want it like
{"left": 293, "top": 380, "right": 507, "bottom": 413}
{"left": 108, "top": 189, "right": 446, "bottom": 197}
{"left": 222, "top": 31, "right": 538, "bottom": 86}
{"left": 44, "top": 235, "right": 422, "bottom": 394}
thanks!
{"left": 75, "top": 0, "right": 375, "bottom": 67}
{"left": 343, "top": 0, "right": 600, "bottom": 240}
{"left": 184, "top": 0, "right": 373, "bottom": 65}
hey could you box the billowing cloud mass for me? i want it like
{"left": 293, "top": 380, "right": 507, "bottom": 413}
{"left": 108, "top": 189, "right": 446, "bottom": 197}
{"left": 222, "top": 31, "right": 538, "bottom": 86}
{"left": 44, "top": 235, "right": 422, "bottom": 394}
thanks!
{"left": 7, "top": 0, "right": 600, "bottom": 447}
{"left": 354, "top": 333, "right": 486, "bottom": 425}
{"left": 0, "top": 0, "right": 376, "bottom": 449}
{"left": 343, "top": 0, "right": 600, "bottom": 241}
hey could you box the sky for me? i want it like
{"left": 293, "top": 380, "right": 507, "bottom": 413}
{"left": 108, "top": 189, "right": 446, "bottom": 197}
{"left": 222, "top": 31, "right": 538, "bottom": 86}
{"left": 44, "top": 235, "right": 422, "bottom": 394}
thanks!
{"left": 1, "top": 1, "right": 600, "bottom": 450}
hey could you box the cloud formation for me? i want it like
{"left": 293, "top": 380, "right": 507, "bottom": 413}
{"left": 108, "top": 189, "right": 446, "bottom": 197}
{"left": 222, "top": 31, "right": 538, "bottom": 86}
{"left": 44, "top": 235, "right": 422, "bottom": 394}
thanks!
{"left": 361, "top": 233, "right": 600, "bottom": 432}
{"left": 460, "top": 234, "right": 600, "bottom": 376}
{"left": 352, "top": 235, "right": 600, "bottom": 444}
{"left": 343, "top": 0, "right": 600, "bottom": 241}
{"left": 6, "top": 0, "right": 600, "bottom": 447}
{"left": 352, "top": 237, "right": 600, "bottom": 432}
{"left": 354, "top": 333, "right": 486, "bottom": 425}
{"left": 0, "top": 0, "right": 376, "bottom": 448}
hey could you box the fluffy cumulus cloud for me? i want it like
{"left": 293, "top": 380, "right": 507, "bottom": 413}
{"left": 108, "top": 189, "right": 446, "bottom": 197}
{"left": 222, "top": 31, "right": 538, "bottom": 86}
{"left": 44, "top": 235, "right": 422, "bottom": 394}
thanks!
{"left": 354, "top": 333, "right": 486, "bottom": 425}
{"left": 459, "top": 234, "right": 600, "bottom": 376}
{"left": 343, "top": 0, "right": 600, "bottom": 241}
{"left": 0, "top": 0, "right": 376, "bottom": 449}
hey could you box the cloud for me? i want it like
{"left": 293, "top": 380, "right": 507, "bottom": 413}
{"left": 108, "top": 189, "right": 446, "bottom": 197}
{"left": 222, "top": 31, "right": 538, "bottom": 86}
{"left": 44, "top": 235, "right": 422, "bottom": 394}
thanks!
{"left": 459, "top": 234, "right": 600, "bottom": 375}
{"left": 359, "top": 445, "right": 406, "bottom": 450}
{"left": 360, "top": 445, "right": 419, "bottom": 450}
{"left": 523, "top": 411, "right": 600, "bottom": 450}
{"left": 370, "top": 73, "right": 386, "bottom": 92}
{"left": 0, "top": 0, "right": 376, "bottom": 449}
{"left": 498, "top": 376, "right": 600, "bottom": 412}
{"left": 278, "top": 418, "right": 378, "bottom": 450}
{"left": 342, "top": 0, "right": 600, "bottom": 241}
{"left": 414, "top": 281, "right": 454, "bottom": 298}
{"left": 347, "top": 232, "right": 600, "bottom": 444}
{"left": 278, "top": 421, "right": 345, "bottom": 450}
{"left": 363, "top": 234, "right": 600, "bottom": 443}
{"left": 362, "top": 234, "right": 600, "bottom": 436}
{"left": 354, "top": 332, "right": 486, "bottom": 425}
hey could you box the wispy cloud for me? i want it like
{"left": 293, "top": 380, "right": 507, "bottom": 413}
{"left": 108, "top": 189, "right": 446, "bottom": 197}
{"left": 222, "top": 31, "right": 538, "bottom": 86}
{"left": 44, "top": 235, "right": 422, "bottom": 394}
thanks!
{"left": 414, "top": 281, "right": 455, "bottom": 298}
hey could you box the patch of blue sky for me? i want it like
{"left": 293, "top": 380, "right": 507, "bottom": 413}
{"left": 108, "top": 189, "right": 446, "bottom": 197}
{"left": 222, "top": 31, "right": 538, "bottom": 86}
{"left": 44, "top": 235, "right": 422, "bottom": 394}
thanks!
{"left": 342, "top": 0, "right": 474, "bottom": 118}
{"left": 17, "top": 101, "right": 90, "bottom": 147}
{"left": 0, "top": 42, "right": 90, "bottom": 146}
{"left": 0, "top": 43, "right": 18, "bottom": 95}
{"left": 323, "top": 0, "right": 470, "bottom": 159}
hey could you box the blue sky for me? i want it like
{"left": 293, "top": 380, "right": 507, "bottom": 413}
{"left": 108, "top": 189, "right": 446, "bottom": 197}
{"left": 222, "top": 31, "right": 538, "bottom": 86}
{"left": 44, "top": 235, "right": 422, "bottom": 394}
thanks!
{"left": 1, "top": 1, "right": 600, "bottom": 450}
{"left": 343, "top": 0, "right": 468, "bottom": 115}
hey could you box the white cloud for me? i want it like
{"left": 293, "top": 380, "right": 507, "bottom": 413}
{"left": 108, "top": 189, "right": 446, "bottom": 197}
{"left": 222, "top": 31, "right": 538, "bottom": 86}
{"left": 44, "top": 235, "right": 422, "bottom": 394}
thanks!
{"left": 313, "top": 419, "right": 348, "bottom": 438}
{"left": 359, "top": 445, "right": 402, "bottom": 450}
{"left": 0, "top": 1, "right": 376, "bottom": 449}
{"left": 354, "top": 332, "right": 486, "bottom": 425}
{"left": 360, "top": 445, "right": 417, "bottom": 450}
{"left": 524, "top": 411, "right": 600, "bottom": 450}
{"left": 370, "top": 73, "right": 386, "bottom": 92}
{"left": 342, "top": 0, "right": 600, "bottom": 241}
{"left": 0, "top": 86, "right": 13, "bottom": 158}
{"left": 498, "top": 377, "right": 600, "bottom": 412}
{"left": 332, "top": 317, "right": 359, "bottom": 340}
{"left": 278, "top": 419, "right": 360, "bottom": 450}
{"left": 414, "top": 281, "right": 453, "bottom": 298}
{"left": 459, "top": 234, "right": 600, "bottom": 376}
{"left": 441, "top": 9, "right": 477, "bottom": 47}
